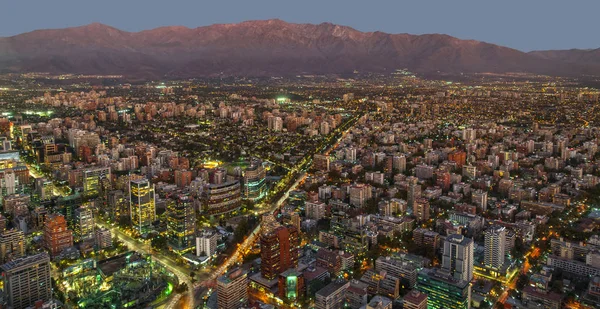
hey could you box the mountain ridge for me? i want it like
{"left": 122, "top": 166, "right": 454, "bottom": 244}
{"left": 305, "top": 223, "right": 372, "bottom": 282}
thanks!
{"left": 0, "top": 20, "right": 598, "bottom": 78}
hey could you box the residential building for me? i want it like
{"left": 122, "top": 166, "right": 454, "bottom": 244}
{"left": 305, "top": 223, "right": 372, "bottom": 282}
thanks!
{"left": 442, "top": 234, "right": 474, "bottom": 282}
{"left": 0, "top": 253, "right": 52, "bottom": 309}
{"left": 217, "top": 268, "right": 248, "bottom": 309}
{"left": 315, "top": 280, "right": 350, "bottom": 309}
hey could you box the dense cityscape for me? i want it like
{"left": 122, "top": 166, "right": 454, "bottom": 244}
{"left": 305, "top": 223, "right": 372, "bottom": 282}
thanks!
{"left": 0, "top": 70, "right": 596, "bottom": 309}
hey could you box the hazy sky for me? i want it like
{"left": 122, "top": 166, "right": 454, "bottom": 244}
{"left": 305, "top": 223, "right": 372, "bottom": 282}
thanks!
{"left": 1, "top": 0, "right": 599, "bottom": 51}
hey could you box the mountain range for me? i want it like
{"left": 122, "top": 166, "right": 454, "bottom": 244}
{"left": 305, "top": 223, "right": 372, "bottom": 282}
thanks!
{"left": 0, "top": 19, "right": 599, "bottom": 78}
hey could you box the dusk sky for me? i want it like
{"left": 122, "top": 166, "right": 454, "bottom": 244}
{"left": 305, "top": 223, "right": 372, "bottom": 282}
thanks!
{"left": 1, "top": 0, "right": 599, "bottom": 52}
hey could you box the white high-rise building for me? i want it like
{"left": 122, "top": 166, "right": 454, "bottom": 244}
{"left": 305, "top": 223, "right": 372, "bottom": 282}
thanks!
{"left": 268, "top": 116, "right": 283, "bottom": 131}
{"left": 345, "top": 147, "right": 357, "bottom": 162}
{"left": 196, "top": 230, "right": 219, "bottom": 257}
{"left": 484, "top": 226, "right": 506, "bottom": 270}
{"left": 462, "top": 128, "right": 476, "bottom": 141}
{"left": 393, "top": 155, "right": 406, "bottom": 173}
{"left": 442, "top": 234, "right": 474, "bottom": 282}
{"left": 472, "top": 190, "right": 488, "bottom": 211}
{"left": 95, "top": 228, "right": 113, "bottom": 249}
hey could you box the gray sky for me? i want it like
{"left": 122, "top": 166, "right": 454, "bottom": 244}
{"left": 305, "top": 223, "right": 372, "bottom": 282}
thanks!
{"left": 1, "top": 0, "right": 598, "bottom": 51}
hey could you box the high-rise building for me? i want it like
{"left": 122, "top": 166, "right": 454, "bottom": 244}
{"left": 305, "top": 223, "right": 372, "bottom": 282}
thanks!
{"left": 174, "top": 169, "right": 193, "bottom": 188}
{"left": 462, "top": 128, "right": 476, "bottom": 141}
{"left": 202, "top": 180, "right": 242, "bottom": 215}
{"left": 393, "top": 155, "right": 406, "bottom": 173}
{"left": 82, "top": 166, "right": 111, "bottom": 197}
{"left": 413, "top": 198, "right": 430, "bottom": 222}
{"left": 415, "top": 164, "right": 434, "bottom": 180}
{"left": 0, "top": 229, "right": 25, "bottom": 263}
{"left": 289, "top": 212, "right": 301, "bottom": 232}
{"left": 43, "top": 214, "right": 73, "bottom": 257}
{"left": 484, "top": 226, "right": 506, "bottom": 270}
{"left": 74, "top": 205, "right": 94, "bottom": 241}
{"left": 260, "top": 225, "right": 300, "bottom": 280}
{"left": 403, "top": 289, "right": 427, "bottom": 309}
{"left": 95, "top": 227, "right": 112, "bottom": 249}
{"left": 167, "top": 194, "right": 195, "bottom": 253}
{"left": 462, "top": 165, "right": 477, "bottom": 179}
{"left": 349, "top": 184, "right": 371, "bottom": 207}
{"left": 129, "top": 179, "right": 156, "bottom": 232}
{"left": 0, "top": 253, "right": 52, "bottom": 309}
{"left": 346, "top": 147, "right": 357, "bottom": 162}
{"left": 268, "top": 116, "right": 283, "bottom": 131}
{"left": 416, "top": 268, "right": 471, "bottom": 309}
{"left": 442, "top": 234, "right": 474, "bottom": 282}
{"left": 407, "top": 177, "right": 421, "bottom": 210}
{"left": 217, "top": 268, "right": 248, "bottom": 309}
{"left": 196, "top": 230, "right": 219, "bottom": 257}
{"left": 448, "top": 150, "right": 467, "bottom": 167}
{"left": 315, "top": 280, "right": 350, "bottom": 309}
{"left": 471, "top": 190, "right": 488, "bottom": 211}
{"left": 278, "top": 268, "right": 305, "bottom": 301}
{"left": 314, "top": 154, "right": 331, "bottom": 172}
{"left": 243, "top": 162, "right": 266, "bottom": 201}
{"left": 306, "top": 201, "right": 326, "bottom": 220}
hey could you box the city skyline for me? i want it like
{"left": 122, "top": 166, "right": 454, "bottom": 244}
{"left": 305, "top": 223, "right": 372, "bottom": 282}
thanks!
{"left": 0, "top": 3, "right": 599, "bottom": 309}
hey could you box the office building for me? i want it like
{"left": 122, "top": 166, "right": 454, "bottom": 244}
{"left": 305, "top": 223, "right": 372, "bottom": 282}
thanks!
{"left": 167, "top": 194, "right": 195, "bottom": 253}
{"left": 82, "top": 166, "right": 111, "bottom": 197}
{"left": 484, "top": 225, "right": 506, "bottom": 270}
{"left": 74, "top": 205, "right": 94, "bottom": 241}
{"left": 217, "top": 268, "right": 248, "bottom": 309}
{"left": 416, "top": 268, "right": 471, "bottom": 309}
{"left": 260, "top": 225, "right": 300, "bottom": 280}
{"left": 442, "top": 234, "right": 474, "bottom": 282}
{"left": 129, "top": 179, "right": 156, "bottom": 232}
{"left": 0, "top": 253, "right": 52, "bottom": 309}
{"left": 243, "top": 162, "right": 266, "bottom": 201}
{"left": 201, "top": 180, "right": 242, "bottom": 215}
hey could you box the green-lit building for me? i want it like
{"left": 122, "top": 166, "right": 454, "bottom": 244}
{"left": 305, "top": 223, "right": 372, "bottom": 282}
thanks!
{"left": 242, "top": 162, "right": 266, "bottom": 201}
{"left": 416, "top": 268, "right": 471, "bottom": 309}
{"left": 278, "top": 268, "right": 304, "bottom": 301}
